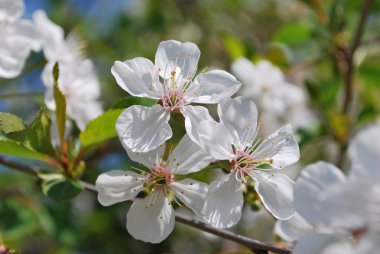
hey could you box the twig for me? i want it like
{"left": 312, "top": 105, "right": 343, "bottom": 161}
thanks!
{"left": 342, "top": 0, "right": 372, "bottom": 115}
{"left": 0, "top": 156, "right": 291, "bottom": 254}
{"left": 337, "top": 0, "right": 373, "bottom": 167}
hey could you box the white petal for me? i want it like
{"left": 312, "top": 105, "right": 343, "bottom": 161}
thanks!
{"left": 95, "top": 170, "right": 145, "bottom": 206}
{"left": 193, "top": 120, "right": 235, "bottom": 160}
{"left": 202, "top": 173, "right": 243, "bottom": 228}
{"left": 252, "top": 124, "right": 300, "bottom": 169}
{"left": 191, "top": 70, "right": 241, "bottom": 104}
{"left": 294, "top": 162, "right": 360, "bottom": 227}
{"left": 127, "top": 194, "right": 175, "bottom": 243}
{"left": 155, "top": 40, "right": 200, "bottom": 79}
{"left": 217, "top": 97, "right": 258, "bottom": 147}
{"left": 182, "top": 105, "right": 214, "bottom": 145}
{"left": 293, "top": 233, "right": 353, "bottom": 254}
{"left": 250, "top": 172, "right": 295, "bottom": 219}
{"left": 0, "top": 0, "right": 24, "bottom": 22}
{"left": 116, "top": 105, "right": 172, "bottom": 152}
{"left": 355, "top": 233, "right": 380, "bottom": 254}
{"left": 168, "top": 134, "right": 213, "bottom": 175}
{"left": 231, "top": 57, "right": 256, "bottom": 87}
{"left": 126, "top": 144, "right": 165, "bottom": 169}
{"left": 274, "top": 213, "right": 312, "bottom": 242}
{"left": 111, "top": 59, "right": 162, "bottom": 99}
{"left": 172, "top": 179, "right": 208, "bottom": 216}
{"left": 348, "top": 124, "right": 380, "bottom": 181}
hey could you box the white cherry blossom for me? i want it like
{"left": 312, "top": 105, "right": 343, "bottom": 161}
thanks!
{"left": 0, "top": 0, "right": 41, "bottom": 78}
{"left": 112, "top": 40, "right": 241, "bottom": 152}
{"left": 290, "top": 125, "right": 380, "bottom": 253}
{"left": 231, "top": 58, "right": 315, "bottom": 134}
{"left": 42, "top": 60, "right": 103, "bottom": 130}
{"left": 189, "top": 96, "right": 300, "bottom": 228}
{"left": 96, "top": 134, "right": 212, "bottom": 243}
{"left": 33, "top": 10, "right": 84, "bottom": 64}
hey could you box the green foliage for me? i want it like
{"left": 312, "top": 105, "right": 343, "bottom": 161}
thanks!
{"left": 41, "top": 174, "right": 84, "bottom": 201}
{"left": 272, "top": 23, "right": 313, "bottom": 45}
{"left": 0, "top": 112, "right": 25, "bottom": 134}
{"left": 0, "top": 139, "right": 46, "bottom": 160}
{"left": 79, "top": 109, "right": 124, "bottom": 147}
{"left": 53, "top": 63, "right": 67, "bottom": 147}
{"left": 8, "top": 108, "right": 55, "bottom": 156}
{"left": 112, "top": 97, "right": 157, "bottom": 109}
{"left": 221, "top": 34, "right": 246, "bottom": 60}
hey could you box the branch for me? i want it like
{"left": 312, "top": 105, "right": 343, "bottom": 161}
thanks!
{"left": 342, "top": 0, "right": 373, "bottom": 115}
{"left": 0, "top": 156, "right": 291, "bottom": 254}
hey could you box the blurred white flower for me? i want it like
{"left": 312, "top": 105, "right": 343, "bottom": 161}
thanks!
{"left": 231, "top": 58, "right": 315, "bottom": 134}
{"left": 189, "top": 96, "right": 300, "bottom": 228}
{"left": 42, "top": 60, "right": 103, "bottom": 130}
{"left": 112, "top": 40, "right": 241, "bottom": 152}
{"left": 96, "top": 134, "right": 212, "bottom": 243}
{"left": 0, "top": 0, "right": 41, "bottom": 78}
{"left": 33, "top": 10, "right": 84, "bottom": 64}
{"left": 289, "top": 125, "right": 380, "bottom": 253}
{"left": 33, "top": 10, "right": 102, "bottom": 130}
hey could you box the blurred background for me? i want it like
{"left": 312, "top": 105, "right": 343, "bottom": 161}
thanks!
{"left": 1, "top": 0, "right": 379, "bottom": 253}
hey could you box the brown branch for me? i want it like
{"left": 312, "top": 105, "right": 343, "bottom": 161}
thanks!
{"left": 0, "top": 156, "right": 291, "bottom": 254}
{"left": 342, "top": 0, "right": 373, "bottom": 115}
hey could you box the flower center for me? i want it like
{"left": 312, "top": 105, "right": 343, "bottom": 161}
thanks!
{"left": 159, "top": 89, "right": 186, "bottom": 112}
{"left": 231, "top": 149, "right": 273, "bottom": 182}
{"left": 144, "top": 166, "right": 174, "bottom": 193}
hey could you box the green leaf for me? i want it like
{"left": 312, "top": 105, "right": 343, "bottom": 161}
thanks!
{"left": 221, "top": 34, "right": 246, "bottom": 60}
{"left": 42, "top": 178, "right": 84, "bottom": 201}
{"left": 0, "top": 139, "right": 46, "bottom": 160}
{"left": 112, "top": 97, "right": 156, "bottom": 109}
{"left": 358, "top": 58, "right": 380, "bottom": 88}
{"left": 0, "top": 112, "right": 25, "bottom": 134}
{"left": 79, "top": 109, "right": 124, "bottom": 147}
{"left": 8, "top": 108, "right": 55, "bottom": 156}
{"left": 53, "top": 63, "right": 67, "bottom": 147}
{"left": 272, "top": 23, "right": 312, "bottom": 45}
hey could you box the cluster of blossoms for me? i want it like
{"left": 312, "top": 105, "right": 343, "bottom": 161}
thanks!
{"left": 276, "top": 125, "right": 380, "bottom": 253}
{"left": 0, "top": 0, "right": 102, "bottom": 134}
{"left": 96, "top": 40, "right": 301, "bottom": 243}
{"left": 231, "top": 58, "right": 315, "bottom": 134}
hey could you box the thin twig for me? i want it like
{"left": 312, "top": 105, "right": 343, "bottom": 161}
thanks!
{"left": 337, "top": 0, "right": 373, "bottom": 167}
{"left": 342, "top": 0, "right": 373, "bottom": 115}
{"left": 0, "top": 156, "right": 291, "bottom": 254}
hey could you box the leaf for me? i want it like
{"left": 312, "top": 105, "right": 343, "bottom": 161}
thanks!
{"left": 79, "top": 109, "right": 124, "bottom": 147}
{"left": 8, "top": 108, "right": 55, "bottom": 156}
{"left": 0, "top": 139, "right": 46, "bottom": 160}
{"left": 53, "top": 63, "right": 67, "bottom": 147}
{"left": 112, "top": 97, "right": 156, "bottom": 109}
{"left": 272, "top": 23, "right": 312, "bottom": 45}
{"left": 221, "top": 34, "right": 246, "bottom": 60}
{"left": 0, "top": 112, "right": 25, "bottom": 134}
{"left": 42, "top": 178, "right": 84, "bottom": 201}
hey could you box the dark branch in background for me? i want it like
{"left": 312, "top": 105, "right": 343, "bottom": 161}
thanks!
{"left": 337, "top": 0, "right": 373, "bottom": 167}
{"left": 0, "top": 156, "right": 291, "bottom": 254}
{"left": 342, "top": 0, "right": 372, "bottom": 115}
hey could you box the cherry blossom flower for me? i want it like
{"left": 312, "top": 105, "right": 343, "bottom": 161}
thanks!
{"left": 189, "top": 96, "right": 300, "bottom": 228}
{"left": 288, "top": 125, "right": 380, "bottom": 253}
{"left": 96, "top": 134, "right": 212, "bottom": 243}
{"left": 0, "top": 0, "right": 40, "bottom": 78}
{"left": 231, "top": 58, "right": 315, "bottom": 134}
{"left": 33, "top": 10, "right": 85, "bottom": 64}
{"left": 33, "top": 10, "right": 103, "bottom": 130}
{"left": 42, "top": 60, "right": 103, "bottom": 130}
{"left": 112, "top": 40, "right": 241, "bottom": 152}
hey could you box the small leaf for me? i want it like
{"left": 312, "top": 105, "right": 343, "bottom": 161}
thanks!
{"left": 0, "top": 139, "right": 46, "bottom": 160}
{"left": 8, "top": 108, "right": 55, "bottom": 156}
{"left": 38, "top": 170, "right": 64, "bottom": 181}
{"left": 112, "top": 97, "right": 156, "bottom": 109}
{"left": 0, "top": 112, "right": 25, "bottom": 134}
{"left": 272, "top": 23, "right": 312, "bottom": 45}
{"left": 53, "top": 63, "right": 67, "bottom": 147}
{"left": 42, "top": 178, "right": 84, "bottom": 201}
{"left": 79, "top": 109, "right": 124, "bottom": 147}
{"left": 221, "top": 34, "right": 246, "bottom": 60}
